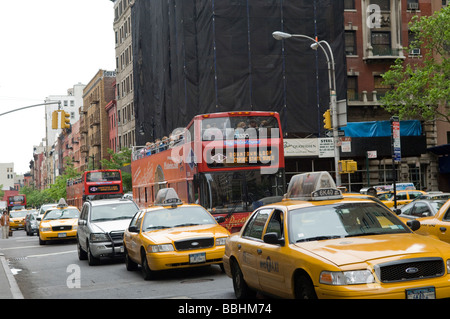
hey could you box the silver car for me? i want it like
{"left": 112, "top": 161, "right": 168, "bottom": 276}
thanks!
{"left": 77, "top": 198, "right": 139, "bottom": 265}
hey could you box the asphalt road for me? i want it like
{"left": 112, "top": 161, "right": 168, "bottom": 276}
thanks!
{"left": 1, "top": 229, "right": 235, "bottom": 299}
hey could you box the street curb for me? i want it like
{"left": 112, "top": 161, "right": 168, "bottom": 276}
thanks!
{"left": 0, "top": 253, "right": 24, "bottom": 299}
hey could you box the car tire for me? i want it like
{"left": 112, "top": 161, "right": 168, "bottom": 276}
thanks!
{"left": 124, "top": 247, "right": 138, "bottom": 271}
{"left": 141, "top": 249, "right": 155, "bottom": 280}
{"left": 294, "top": 273, "right": 317, "bottom": 299}
{"left": 87, "top": 243, "right": 101, "bottom": 266}
{"left": 231, "top": 259, "right": 256, "bottom": 299}
{"left": 39, "top": 237, "right": 46, "bottom": 245}
{"left": 77, "top": 238, "right": 88, "bottom": 260}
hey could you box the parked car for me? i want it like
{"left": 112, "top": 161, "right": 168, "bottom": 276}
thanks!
{"left": 77, "top": 198, "right": 139, "bottom": 265}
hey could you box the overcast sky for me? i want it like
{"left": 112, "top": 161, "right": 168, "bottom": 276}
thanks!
{"left": 0, "top": 0, "right": 116, "bottom": 175}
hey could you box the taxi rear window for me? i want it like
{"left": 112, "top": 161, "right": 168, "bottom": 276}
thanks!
{"left": 288, "top": 202, "right": 408, "bottom": 244}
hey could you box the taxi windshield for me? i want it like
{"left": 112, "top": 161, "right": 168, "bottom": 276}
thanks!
{"left": 10, "top": 211, "right": 28, "bottom": 218}
{"left": 288, "top": 202, "right": 409, "bottom": 243}
{"left": 142, "top": 206, "right": 216, "bottom": 231}
{"left": 43, "top": 208, "right": 80, "bottom": 220}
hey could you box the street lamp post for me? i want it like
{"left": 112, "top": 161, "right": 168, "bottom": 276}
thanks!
{"left": 272, "top": 31, "right": 341, "bottom": 186}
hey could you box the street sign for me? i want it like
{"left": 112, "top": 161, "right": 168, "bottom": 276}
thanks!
{"left": 391, "top": 116, "right": 401, "bottom": 162}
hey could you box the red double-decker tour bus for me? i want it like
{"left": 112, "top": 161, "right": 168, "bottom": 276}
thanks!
{"left": 132, "top": 111, "right": 285, "bottom": 232}
{"left": 7, "top": 194, "right": 26, "bottom": 212}
{"left": 66, "top": 169, "right": 124, "bottom": 209}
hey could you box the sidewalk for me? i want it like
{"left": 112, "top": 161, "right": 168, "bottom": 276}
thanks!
{"left": 0, "top": 253, "right": 24, "bottom": 299}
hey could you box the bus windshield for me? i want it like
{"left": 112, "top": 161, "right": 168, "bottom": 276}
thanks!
{"left": 202, "top": 115, "right": 280, "bottom": 141}
{"left": 198, "top": 169, "right": 285, "bottom": 214}
{"left": 86, "top": 171, "right": 121, "bottom": 182}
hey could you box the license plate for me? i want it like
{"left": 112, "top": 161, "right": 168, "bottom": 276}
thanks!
{"left": 58, "top": 233, "right": 67, "bottom": 238}
{"left": 189, "top": 252, "right": 206, "bottom": 264}
{"left": 406, "top": 287, "right": 435, "bottom": 299}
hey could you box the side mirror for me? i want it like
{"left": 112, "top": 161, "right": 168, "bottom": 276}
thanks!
{"left": 215, "top": 216, "right": 225, "bottom": 223}
{"left": 407, "top": 219, "right": 421, "bottom": 231}
{"left": 128, "top": 225, "right": 139, "bottom": 233}
{"left": 78, "top": 220, "right": 86, "bottom": 226}
{"left": 393, "top": 209, "right": 401, "bottom": 215}
{"left": 263, "top": 232, "right": 285, "bottom": 246}
{"left": 36, "top": 217, "right": 41, "bottom": 221}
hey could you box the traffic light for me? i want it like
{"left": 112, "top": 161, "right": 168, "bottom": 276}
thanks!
{"left": 51, "top": 110, "right": 59, "bottom": 129}
{"left": 339, "top": 160, "right": 357, "bottom": 174}
{"left": 323, "top": 109, "right": 332, "bottom": 130}
{"left": 60, "top": 110, "right": 71, "bottom": 129}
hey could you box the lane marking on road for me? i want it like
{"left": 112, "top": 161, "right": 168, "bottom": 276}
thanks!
{"left": 0, "top": 246, "right": 41, "bottom": 251}
{"left": 26, "top": 250, "right": 77, "bottom": 258}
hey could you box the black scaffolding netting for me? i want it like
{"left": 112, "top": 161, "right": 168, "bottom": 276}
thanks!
{"left": 132, "top": 0, "right": 346, "bottom": 145}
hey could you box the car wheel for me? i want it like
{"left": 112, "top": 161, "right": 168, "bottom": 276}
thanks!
{"left": 231, "top": 259, "right": 255, "bottom": 299}
{"left": 77, "top": 238, "right": 88, "bottom": 260}
{"left": 124, "top": 247, "right": 138, "bottom": 271}
{"left": 87, "top": 243, "right": 100, "bottom": 266}
{"left": 39, "top": 236, "right": 46, "bottom": 245}
{"left": 294, "top": 273, "right": 317, "bottom": 299}
{"left": 141, "top": 249, "right": 155, "bottom": 280}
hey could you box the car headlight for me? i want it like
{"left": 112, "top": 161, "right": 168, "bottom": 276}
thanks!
{"left": 40, "top": 227, "right": 51, "bottom": 232}
{"left": 90, "top": 233, "right": 109, "bottom": 242}
{"left": 215, "top": 237, "right": 228, "bottom": 246}
{"left": 447, "top": 260, "right": 450, "bottom": 274}
{"left": 320, "top": 270, "right": 375, "bottom": 285}
{"left": 147, "top": 244, "right": 174, "bottom": 253}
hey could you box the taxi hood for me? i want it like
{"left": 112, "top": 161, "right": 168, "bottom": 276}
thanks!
{"left": 142, "top": 224, "right": 227, "bottom": 243}
{"left": 294, "top": 234, "right": 447, "bottom": 267}
{"left": 42, "top": 218, "right": 78, "bottom": 227}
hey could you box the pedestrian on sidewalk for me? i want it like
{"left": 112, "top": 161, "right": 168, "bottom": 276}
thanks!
{"left": 1, "top": 210, "right": 10, "bottom": 239}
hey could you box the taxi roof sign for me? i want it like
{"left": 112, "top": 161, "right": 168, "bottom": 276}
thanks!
{"left": 57, "top": 198, "right": 69, "bottom": 208}
{"left": 154, "top": 188, "right": 183, "bottom": 207}
{"left": 286, "top": 171, "right": 343, "bottom": 201}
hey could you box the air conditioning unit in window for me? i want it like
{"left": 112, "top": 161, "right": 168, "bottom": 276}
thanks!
{"left": 408, "top": 2, "right": 419, "bottom": 10}
{"left": 409, "top": 48, "right": 421, "bottom": 55}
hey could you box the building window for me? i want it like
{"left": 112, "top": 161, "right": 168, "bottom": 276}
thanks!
{"left": 344, "top": 0, "right": 355, "bottom": 9}
{"left": 371, "top": 31, "right": 391, "bottom": 55}
{"left": 370, "top": 0, "right": 390, "bottom": 11}
{"left": 347, "top": 76, "right": 358, "bottom": 101}
{"left": 345, "top": 31, "right": 357, "bottom": 55}
{"left": 374, "top": 75, "right": 390, "bottom": 97}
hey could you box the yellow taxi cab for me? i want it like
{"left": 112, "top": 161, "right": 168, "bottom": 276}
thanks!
{"left": 399, "top": 199, "right": 450, "bottom": 244}
{"left": 9, "top": 209, "right": 28, "bottom": 229}
{"left": 123, "top": 188, "right": 230, "bottom": 280}
{"left": 377, "top": 190, "right": 426, "bottom": 208}
{"left": 38, "top": 198, "right": 80, "bottom": 245}
{"left": 223, "top": 171, "right": 450, "bottom": 299}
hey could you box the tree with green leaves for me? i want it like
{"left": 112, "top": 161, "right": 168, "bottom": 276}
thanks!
{"left": 100, "top": 148, "right": 132, "bottom": 193}
{"left": 381, "top": 6, "right": 450, "bottom": 122}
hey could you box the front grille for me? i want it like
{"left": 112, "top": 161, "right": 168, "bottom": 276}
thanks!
{"left": 174, "top": 237, "right": 214, "bottom": 251}
{"left": 375, "top": 257, "right": 445, "bottom": 283}
{"left": 109, "top": 231, "right": 124, "bottom": 241}
{"left": 52, "top": 225, "right": 72, "bottom": 231}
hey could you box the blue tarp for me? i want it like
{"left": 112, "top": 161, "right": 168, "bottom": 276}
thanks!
{"left": 342, "top": 120, "right": 422, "bottom": 137}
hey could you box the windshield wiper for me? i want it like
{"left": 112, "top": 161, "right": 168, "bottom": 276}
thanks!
{"left": 173, "top": 223, "right": 200, "bottom": 228}
{"left": 296, "top": 235, "right": 343, "bottom": 243}
{"left": 145, "top": 225, "right": 171, "bottom": 230}
{"left": 345, "top": 232, "right": 384, "bottom": 237}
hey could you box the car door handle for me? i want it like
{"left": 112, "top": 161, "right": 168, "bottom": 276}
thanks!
{"left": 257, "top": 249, "right": 262, "bottom": 255}
{"left": 440, "top": 227, "right": 447, "bottom": 232}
